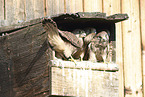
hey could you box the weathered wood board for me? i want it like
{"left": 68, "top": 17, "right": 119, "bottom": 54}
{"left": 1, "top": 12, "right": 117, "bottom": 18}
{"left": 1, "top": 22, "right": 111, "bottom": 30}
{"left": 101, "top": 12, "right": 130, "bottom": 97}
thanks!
{"left": 50, "top": 60, "right": 119, "bottom": 97}
{"left": 0, "top": 18, "right": 53, "bottom": 97}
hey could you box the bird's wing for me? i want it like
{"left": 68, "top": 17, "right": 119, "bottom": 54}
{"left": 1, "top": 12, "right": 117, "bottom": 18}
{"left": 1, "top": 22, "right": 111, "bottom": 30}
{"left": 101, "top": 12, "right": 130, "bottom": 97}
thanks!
{"left": 59, "top": 30, "right": 83, "bottom": 48}
{"left": 84, "top": 32, "right": 96, "bottom": 44}
{"left": 42, "top": 18, "right": 65, "bottom": 52}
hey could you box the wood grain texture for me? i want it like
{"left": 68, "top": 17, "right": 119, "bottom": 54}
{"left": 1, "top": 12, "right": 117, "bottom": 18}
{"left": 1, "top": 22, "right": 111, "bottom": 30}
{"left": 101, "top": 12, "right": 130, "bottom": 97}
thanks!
{"left": 33, "top": 0, "right": 45, "bottom": 18}
{"left": 140, "top": 0, "right": 145, "bottom": 51}
{"left": 5, "top": 0, "right": 14, "bottom": 25}
{"left": 0, "top": 19, "right": 53, "bottom": 97}
{"left": 13, "top": 0, "right": 26, "bottom": 23}
{"left": 0, "top": 0, "right": 4, "bottom": 20}
{"left": 65, "top": 0, "right": 83, "bottom": 13}
{"left": 142, "top": 51, "right": 145, "bottom": 97}
{"left": 122, "top": 0, "right": 142, "bottom": 97}
{"left": 25, "top": 0, "right": 35, "bottom": 21}
{"left": 140, "top": 0, "right": 145, "bottom": 96}
{"left": 51, "top": 62, "right": 119, "bottom": 97}
{"left": 0, "top": 38, "right": 15, "bottom": 97}
{"left": 83, "top": 0, "right": 102, "bottom": 12}
{"left": 103, "top": 0, "right": 121, "bottom": 15}
{"left": 46, "top": 0, "right": 64, "bottom": 16}
{"left": 103, "top": 0, "right": 124, "bottom": 97}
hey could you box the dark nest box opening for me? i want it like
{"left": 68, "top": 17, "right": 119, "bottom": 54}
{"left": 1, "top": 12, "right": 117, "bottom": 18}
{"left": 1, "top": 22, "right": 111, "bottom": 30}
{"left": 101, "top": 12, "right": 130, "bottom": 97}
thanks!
{"left": 51, "top": 12, "right": 129, "bottom": 63}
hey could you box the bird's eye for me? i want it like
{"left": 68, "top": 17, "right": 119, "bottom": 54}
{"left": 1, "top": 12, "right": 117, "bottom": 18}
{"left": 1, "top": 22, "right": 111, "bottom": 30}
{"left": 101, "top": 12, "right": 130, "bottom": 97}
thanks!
{"left": 103, "top": 39, "right": 106, "bottom": 42}
{"left": 97, "top": 36, "right": 101, "bottom": 39}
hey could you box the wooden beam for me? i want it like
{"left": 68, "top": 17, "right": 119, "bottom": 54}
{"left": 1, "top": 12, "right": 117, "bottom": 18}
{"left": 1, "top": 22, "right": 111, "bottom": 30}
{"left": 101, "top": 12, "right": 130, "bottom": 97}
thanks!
{"left": 122, "top": 0, "right": 142, "bottom": 97}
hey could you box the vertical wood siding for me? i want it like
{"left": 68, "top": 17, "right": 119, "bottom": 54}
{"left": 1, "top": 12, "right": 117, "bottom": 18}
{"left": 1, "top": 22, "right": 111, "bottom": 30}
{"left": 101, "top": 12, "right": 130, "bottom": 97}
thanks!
{"left": 0, "top": 0, "right": 144, "bottom": 97}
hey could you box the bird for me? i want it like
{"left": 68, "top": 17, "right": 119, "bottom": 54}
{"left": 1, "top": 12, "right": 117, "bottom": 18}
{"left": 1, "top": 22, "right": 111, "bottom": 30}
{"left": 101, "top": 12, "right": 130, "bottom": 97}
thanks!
{"left": 82, "top": 27, "right": 97, "bottom": 60}
{"left": 42, "top": 18, "right": 82, "bottom": 63}
{"left": 72, "top": 28, "right": 96, "bottom": 61}
{"left": 72, "top": 29, "right": 86, "bottom": 47}
{"left": 88, "top": 30, "right": 110, "bottom": 63}
{"left": 71, "top": 29, "right": 86, "bottom": 61}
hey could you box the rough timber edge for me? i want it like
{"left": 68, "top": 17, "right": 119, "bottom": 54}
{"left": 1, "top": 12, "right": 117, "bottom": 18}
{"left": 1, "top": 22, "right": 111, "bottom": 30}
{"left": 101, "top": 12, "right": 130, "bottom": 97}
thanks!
{"left": 51, "top": 12, "right": 129, "bottom": 23}
{"left": 51, "top": 58, "right": 119, "bottom": 72}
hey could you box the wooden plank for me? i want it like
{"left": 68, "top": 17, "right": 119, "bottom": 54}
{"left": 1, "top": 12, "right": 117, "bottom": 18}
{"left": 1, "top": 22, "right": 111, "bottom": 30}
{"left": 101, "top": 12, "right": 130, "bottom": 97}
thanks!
{"left": 140, "top": 0, "right": 145, "bottom": 96}
{"left": 25, "top": 0, "right": 45, "bottom": 20}
{"left": 33, "top": 0, "right": 45, "bottom": 18}
{"left": 5, "top": 0, "right": 26, "bottom": 25}
{"left": 46, "top": 0, "right": 64, "bottom": 16}
{"left": 122, "top": 0, "right": 142, "bottom": 97}
{"left": 143, "top": 51, "right": 145, "bottom": 97}
{"left": 13, "top": 0, "right": 26, "bottom": 23}
{"left": 0, "top": 18, "right": 42, "bottom": 34}
{"left": 140, "top": 0, "right": 145, "bottom": 51}
{"left": 5, "top": 0, "right": 14, "bottom": 25}
{"left": 52, "top": 59, "right": 119, "bottom": 71}
{"left": 117, "top": 21, "right": 124, "bottom": 97}
{"left": 0, "top": 0, "right": 4, "bottom": 20}
{"left": 65, "top": 0, "right": 83, "bottom": 13}
{"left": 83, "top": 0, "right": 102, "bottom": 12}
{"left": 103, "top": 0, "right": 122, "bottom": 15}
{"left": 51, "top": 63, "right": 119, "bottom": 97}
{"left": 103, "top": 0, "right": 124, "bottom": 97}
{"left": 0, "top": 20, "right": 53, "bottom": 97}
{"left": 25, "top": 0, "right": 35, "bottom": 21}
{"left": 0, "top": 40, "right": 15, "bottom": 97}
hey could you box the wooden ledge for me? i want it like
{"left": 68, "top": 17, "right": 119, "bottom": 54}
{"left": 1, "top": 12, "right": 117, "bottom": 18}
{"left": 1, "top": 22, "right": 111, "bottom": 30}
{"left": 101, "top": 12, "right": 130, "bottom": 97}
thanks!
{"left": 51, "top": 59, "right": 118, "bottom": 72}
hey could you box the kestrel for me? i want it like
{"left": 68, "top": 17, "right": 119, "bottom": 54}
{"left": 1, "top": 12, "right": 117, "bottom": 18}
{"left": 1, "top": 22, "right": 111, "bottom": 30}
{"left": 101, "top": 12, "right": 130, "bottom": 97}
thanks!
{"left": 72, "top": 29, "right": 96, "bottom": 61}
{"left": 42, "top": 19, "right": 82, "bottom": 62}
{"left": 88, "top": 30, "right": 110, "bottom": 63}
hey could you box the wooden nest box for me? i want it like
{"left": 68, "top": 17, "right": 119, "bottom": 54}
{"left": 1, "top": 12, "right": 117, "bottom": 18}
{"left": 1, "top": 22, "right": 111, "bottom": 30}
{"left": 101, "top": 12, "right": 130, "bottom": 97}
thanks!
{"left": 0, "top": 12, "right": 128, "bottom": 97}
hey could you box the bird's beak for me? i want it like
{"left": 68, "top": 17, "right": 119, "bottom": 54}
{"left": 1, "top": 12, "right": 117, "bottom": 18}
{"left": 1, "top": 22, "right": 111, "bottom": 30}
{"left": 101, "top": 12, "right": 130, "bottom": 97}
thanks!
{"left": 80, "top": 33, "right": 86, "bottom": 38}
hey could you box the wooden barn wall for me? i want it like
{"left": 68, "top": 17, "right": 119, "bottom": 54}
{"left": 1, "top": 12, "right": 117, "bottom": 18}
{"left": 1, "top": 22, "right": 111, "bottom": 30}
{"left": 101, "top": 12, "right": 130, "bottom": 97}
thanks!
{"left": 0, "top": 0, "right": 144, "bottom": 97}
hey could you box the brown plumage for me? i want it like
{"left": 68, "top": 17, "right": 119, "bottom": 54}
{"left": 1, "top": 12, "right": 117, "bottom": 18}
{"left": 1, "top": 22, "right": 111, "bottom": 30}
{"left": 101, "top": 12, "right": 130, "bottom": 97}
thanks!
{"left": 71, "top": 29, "right": 95, "bottom": 60}
{"left": 88, "top": 30, "right": 110, "bottom": 62}
{"left": 72, "top": 29, "right": 86, "bottom": 60}
{"left": 42, "top": 18, "right": 82, "bottom": 60}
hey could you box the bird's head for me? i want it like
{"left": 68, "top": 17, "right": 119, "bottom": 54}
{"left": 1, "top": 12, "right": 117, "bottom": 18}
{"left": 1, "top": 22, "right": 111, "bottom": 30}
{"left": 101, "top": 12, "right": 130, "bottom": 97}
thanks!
{"left": 84, "top": 27, "right": 97, "bottom": 35}
{"left": 73, "top": 29, "right": 86, "bottom": 38}
{"left": 96, "top": 31, "right": 109, "bottom": 42}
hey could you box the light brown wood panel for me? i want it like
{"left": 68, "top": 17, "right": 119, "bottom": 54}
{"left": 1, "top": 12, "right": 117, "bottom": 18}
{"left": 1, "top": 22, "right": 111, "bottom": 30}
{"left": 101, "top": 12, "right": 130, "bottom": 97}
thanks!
{"left": 46, "top": 0, "right": 64, "bottom": 16}
{"left": 140, "top": 0, "right": 145, "bottom": 50}
{"left": 5, "top": 0, "right": 14, "bottom": 25}
{"left": 122, "top": 0, "right": 142, "bottom": 97}
{"left": 103, "top": 0, "right": 124, "bottom": 97}
{"left": 83, "top": 0, "right": 102, "bottom": 12}
{"left": 140, "top": 0, "right": 145, "bottom": 96}
{"left": 0, "top": 0, "right": 4, "bottom": 20}
{"left": 65, "top": 0, "right": 83, "bottom": 13}
{"left": 33, "top": 0, "right": 45, "bottom": 18}
{"left": 51, "top": 60, "right": 119, "bottom": 97}
{"left": 5, "top": 0, "right": 26, "bottom": 24}
{"left": 13, "top": 0, "right": 26, "bottom": 22}
{"left": 103, "top": 0, "right": 121, "bottom": 15}
{"left": 143, "top": 51, "right": 145, "bottom": 97}
{"left": 25, "top": 0, "right": 35, "bottom": 21}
